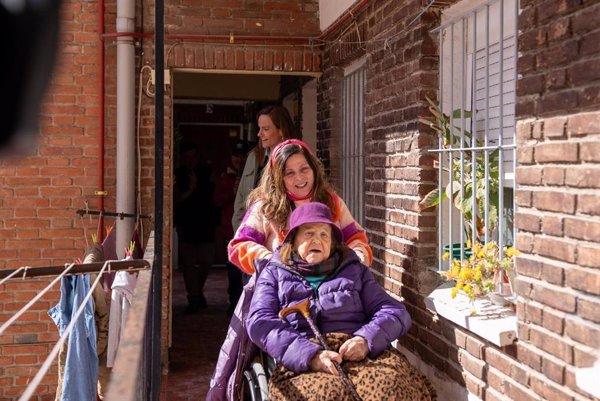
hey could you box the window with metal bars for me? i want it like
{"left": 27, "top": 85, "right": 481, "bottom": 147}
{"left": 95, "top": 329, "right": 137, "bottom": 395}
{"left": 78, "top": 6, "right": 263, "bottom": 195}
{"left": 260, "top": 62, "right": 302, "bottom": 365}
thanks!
{"left": 341, "top": 60, "right": 366, "bottom": 226}
{"left": 427, "top": 0, "right": 518, "bottom": 270}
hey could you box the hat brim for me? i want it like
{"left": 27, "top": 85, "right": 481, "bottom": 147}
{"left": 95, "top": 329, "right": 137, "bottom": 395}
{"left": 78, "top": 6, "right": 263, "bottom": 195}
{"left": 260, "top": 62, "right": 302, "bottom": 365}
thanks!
{"left": 283, "top": 220, "right": 343, "bottom": 245}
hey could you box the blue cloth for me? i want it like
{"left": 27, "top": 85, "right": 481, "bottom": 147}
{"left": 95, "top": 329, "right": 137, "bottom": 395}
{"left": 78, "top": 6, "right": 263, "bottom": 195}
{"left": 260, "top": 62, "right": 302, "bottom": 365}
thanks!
{"left": 48, "top": 274, "right": 98, "bottom": 401}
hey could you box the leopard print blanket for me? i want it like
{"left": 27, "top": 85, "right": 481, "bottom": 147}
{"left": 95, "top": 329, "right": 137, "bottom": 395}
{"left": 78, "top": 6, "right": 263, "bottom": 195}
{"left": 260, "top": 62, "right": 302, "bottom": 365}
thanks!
{"left": 268, "top": 333, "right": 437, "bottom": 401}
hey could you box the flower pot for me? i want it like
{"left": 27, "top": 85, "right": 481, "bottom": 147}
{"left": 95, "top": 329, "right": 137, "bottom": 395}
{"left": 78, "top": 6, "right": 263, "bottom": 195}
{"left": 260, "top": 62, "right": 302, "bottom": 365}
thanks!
{"left": 443, "top": 243, "right": 473, "bottom": 260}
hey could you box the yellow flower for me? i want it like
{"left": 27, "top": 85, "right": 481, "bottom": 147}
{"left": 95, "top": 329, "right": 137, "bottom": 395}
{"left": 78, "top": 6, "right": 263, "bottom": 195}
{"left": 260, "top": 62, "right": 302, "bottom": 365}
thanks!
{"left": 442, "top": 251, "right": 450, "bottom": 261}
{"left": 451, "top": 287, "right": 458, "bottom": 298}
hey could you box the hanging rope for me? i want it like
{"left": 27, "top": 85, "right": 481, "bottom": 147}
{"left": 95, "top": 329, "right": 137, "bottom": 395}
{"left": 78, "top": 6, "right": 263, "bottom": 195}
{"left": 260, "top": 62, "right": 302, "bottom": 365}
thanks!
{"left": 0, "top": 267, "right": 25, "bottom": 286}
{"left": 0, "top": 263, "right": 76, "bottom": 336}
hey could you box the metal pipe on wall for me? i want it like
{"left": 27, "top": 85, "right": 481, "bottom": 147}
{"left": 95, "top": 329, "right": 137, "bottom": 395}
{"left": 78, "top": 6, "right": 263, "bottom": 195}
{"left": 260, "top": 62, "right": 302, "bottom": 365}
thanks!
{"left": 97, "top": 0, "right": 105, "bottom": 242}
{"left": 116, "top": 0, "right": 136, "bottom": 259}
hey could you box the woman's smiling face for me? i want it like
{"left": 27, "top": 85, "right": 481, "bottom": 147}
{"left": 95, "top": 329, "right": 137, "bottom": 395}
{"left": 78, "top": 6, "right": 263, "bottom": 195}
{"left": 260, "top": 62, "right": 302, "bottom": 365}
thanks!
{"left": 293, "top": 223, "right": 332, "bottom": 264}
{"left": 283, "top": 153, "right": 314, "bottom": 199}
{"left": 257, "top": 114, "right": 283, "bottom": 150}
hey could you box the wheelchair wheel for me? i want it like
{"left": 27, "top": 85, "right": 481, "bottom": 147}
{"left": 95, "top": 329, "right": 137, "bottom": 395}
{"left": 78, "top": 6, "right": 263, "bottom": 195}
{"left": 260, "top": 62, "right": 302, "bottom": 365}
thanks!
{"left": 242, "top": 361, "right": 270, "bottom": 401}
{"left": 242, "top": 369, "right": 260, "bottom": 401}
{"left": 250, "top": 361, "right": 269, "bottom": 401}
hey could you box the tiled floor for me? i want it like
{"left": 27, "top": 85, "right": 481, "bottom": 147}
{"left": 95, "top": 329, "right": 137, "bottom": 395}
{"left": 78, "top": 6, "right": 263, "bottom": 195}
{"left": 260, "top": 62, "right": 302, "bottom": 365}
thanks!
{"left": 161, "top": 266, "right": 232, "bottom": 401}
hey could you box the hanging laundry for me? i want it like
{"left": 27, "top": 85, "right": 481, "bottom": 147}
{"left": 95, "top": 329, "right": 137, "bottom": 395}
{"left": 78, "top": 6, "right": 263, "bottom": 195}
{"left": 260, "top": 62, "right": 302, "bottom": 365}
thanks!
{"left": 102, "top": 225, "right": 144, "bottom": 292}
{"left": 106, "top": 269, "right": 137, "bottom": 368}
{"left": 48, "top": 274, "right": 98, "bottom": 401}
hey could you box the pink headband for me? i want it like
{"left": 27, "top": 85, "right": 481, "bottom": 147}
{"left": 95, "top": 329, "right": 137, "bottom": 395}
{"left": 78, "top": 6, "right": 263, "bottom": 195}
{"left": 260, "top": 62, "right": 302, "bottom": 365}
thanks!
{"left": 270, "top": 139, "right": 313, "bottom": 167}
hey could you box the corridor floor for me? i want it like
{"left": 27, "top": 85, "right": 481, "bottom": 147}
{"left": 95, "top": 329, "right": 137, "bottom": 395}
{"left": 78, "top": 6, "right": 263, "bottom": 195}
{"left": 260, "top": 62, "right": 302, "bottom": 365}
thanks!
{"left": 161, "top": 266, "right": 231, "bottom": 401}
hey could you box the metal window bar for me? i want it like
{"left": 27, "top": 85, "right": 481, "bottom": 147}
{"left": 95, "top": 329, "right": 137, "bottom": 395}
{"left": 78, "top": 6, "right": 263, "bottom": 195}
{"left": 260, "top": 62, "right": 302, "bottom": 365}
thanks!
{"left": 433, "top": 0, "right": 518, "bottom": 270}
{"left": 342, "top": 66, "right": 365, "bottom": 226}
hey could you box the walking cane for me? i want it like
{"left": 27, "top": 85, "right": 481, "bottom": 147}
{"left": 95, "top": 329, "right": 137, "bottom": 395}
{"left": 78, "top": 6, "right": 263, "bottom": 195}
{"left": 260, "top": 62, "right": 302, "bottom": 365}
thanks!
{"left": 279, "top": 298, "right": 364, "bottom": 401}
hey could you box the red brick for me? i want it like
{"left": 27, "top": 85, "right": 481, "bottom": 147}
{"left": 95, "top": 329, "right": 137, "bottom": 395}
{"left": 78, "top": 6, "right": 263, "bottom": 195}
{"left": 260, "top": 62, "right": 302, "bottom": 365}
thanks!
{"left": 464, "top": 373, "right": 484, "bottom": 399}
{"left": 576, "top": 296, "right": 600, "bottom": 323}
{"left": 565, "top": 266, "right": 600, "bottom": 295}
{"left": 515, "top": 167, "right": 542, "bottom": 185}
{"left": 515, "top": 255, "right": 542, "bottom": 279}
{"left": 532, "top": 191, "right": 575, "bottom": 214}
{"left": 529, "top": 326, "right": 574, "bottom": 363}
{"left": 540, "top": 259, "right": 564, "bottom": 285}
{"left": 514, "top": 276, "right": 534, "bottom": 298}
{"left": 542, "top": 308, "right": 565, "bottom": 334}
{"left": 541, "top": 215, "right": 562, "bottom": 236}
{"left": 564, "top": 217, "right": 600, "bottom": 242}
{"left": 565, "top": 316, "right": 600, "bottom": 348}
{"left": 543, "top": 116, "right": 567, "bottom": 138}
{"left": 565, "top": 166, "right": 600, "bottom": 189}
{"left": 516, "top": 190, "right": 532, "bottom": 207}
{"left": 532, "top": 121, "right": 543, "bottom": 139}
{"left": 516, "top": 121, "right": 533, "bottom": 142}
{"left": 516, "top": 145, "right": 535, "bottom": 164}
{"left": 516, "top": 233, "right": 534, "bottom": 254}
{"left": 577, "top": 244, "right": 600, "bottom": 268}
{"left": 568, "top": 112, "right": 600, "bottom": 136}
{"left": 542, "top": 356, "right": 565, "bottom": 385}
{"left": 534, "top": 142, "right": 578, "bottom": 163}
{"left": 484, "top": 348, "right": 512, "bottom": 376}
{"left": 579, "top": 141, "right": 600, "bottom": 162}
{"left": 541, "top": 167, "right": 564, "bottom": 185}
{"left": 506, "top": 379, "right": 541, "bottom": 401}
{"left": 534, "top": 236, "right": 577, "bottom": 263}
{"left": 532, "top": 283, "right": 576, "bottom": 313}
{"left": 578, "top": 194, "right": 600, "bottom": 216}
{"left": 529, "top": 375, "right": 574, "bottom": 401}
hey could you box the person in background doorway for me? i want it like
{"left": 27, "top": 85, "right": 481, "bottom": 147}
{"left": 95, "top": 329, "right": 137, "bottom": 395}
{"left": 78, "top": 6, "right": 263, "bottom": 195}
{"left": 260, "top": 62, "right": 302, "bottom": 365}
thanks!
{"left": 231, "top": 105, "right": 299, "bottom": 235}
{"left": 213, "top": 141, "right": 247, "bottom": 317}
{"left": 174, "top": 142, "right": 219, "bottom": 314}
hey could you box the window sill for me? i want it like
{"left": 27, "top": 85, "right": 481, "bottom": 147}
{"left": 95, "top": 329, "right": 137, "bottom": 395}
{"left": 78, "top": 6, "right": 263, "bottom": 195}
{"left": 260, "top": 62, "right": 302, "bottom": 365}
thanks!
{"left": 425, "top": 282, "right": 517, "bottom": 347}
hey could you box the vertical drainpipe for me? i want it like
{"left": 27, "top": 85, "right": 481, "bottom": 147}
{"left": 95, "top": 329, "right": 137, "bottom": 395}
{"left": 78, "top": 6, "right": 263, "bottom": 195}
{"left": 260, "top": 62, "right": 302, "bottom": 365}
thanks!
{"left": 97, "top": 0, "right": 105, "bottom": 242}
{"left": 115, "top": 0, "right": 136, "bottom": 258}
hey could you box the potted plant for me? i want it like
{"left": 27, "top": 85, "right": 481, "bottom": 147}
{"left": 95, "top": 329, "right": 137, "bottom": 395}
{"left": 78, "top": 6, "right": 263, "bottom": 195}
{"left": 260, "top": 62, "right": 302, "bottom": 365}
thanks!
{"left": 419, "top": 96, "right": 500, "bottom": 255}
{"left": 441, "top": 240, "right": 519, "bottom": 309}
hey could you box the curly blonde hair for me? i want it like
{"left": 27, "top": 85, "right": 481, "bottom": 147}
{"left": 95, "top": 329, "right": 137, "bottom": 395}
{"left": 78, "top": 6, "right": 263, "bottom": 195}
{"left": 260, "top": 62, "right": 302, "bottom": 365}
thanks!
{"left": 247, "top": 143, "right": 335, "bottom": 230}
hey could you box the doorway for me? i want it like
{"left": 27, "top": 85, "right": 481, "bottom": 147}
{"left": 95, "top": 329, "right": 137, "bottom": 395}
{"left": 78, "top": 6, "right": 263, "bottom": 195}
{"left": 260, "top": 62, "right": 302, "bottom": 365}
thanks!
{"left": 166, "top": 70, "right": 318, "bottom": 399}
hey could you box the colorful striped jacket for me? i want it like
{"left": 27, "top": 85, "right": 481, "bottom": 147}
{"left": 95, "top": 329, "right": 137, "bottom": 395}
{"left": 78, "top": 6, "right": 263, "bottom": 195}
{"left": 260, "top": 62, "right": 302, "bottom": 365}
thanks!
{"left": 228, "top": 193, "right": 373, "bottom": 274}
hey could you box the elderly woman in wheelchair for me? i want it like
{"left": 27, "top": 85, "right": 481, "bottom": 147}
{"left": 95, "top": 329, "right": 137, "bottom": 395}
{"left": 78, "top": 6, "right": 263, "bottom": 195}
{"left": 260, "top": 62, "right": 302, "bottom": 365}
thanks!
{"left": 246, "top": 202, "right": 437, "bottom": 401}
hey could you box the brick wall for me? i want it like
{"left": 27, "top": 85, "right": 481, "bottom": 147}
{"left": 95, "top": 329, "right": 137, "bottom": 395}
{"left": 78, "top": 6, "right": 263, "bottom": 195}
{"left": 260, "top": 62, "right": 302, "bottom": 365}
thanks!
{"left": 317, "top": 0, "right": 600, "bottom": 400}
{"left": 1, "top": 0, "right": 322, "bottom": 399}
{"left": 513, "top": 0, "right": 600, "bottom": 398}
{"left": 0, "top": 0, "right": 115, "bottom": 398}
{"left": 317, "top": 0, "right": 446, "bottom": 386}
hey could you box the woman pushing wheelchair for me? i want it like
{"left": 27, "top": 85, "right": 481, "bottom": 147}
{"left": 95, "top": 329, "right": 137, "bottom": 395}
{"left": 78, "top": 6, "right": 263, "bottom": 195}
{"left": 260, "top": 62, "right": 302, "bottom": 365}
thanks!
{"left": 247, "top": 202, "right": 437, "bottom": 401}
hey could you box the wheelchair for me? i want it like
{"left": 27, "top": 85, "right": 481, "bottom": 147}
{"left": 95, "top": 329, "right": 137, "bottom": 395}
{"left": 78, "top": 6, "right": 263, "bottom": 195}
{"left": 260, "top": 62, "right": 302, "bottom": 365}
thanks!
{"left": 241, "top": 352, "right": 276, "bottom": 401}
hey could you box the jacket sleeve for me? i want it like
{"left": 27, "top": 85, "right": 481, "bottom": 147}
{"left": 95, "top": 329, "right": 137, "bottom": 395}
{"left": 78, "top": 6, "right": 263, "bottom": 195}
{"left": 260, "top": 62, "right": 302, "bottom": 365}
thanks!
{"left": 247, "top": 267, "right": 321, "bottom": 374}
{"left": 353, "top": 268, "right": 412, "bottom": 358}
{"left": 231, "top": 153, "right": 256, "bottom": 232}
{"left": 334, "top": 194, "right": 373, "bottom": 266}
{"left": 228, "top": 202, "right": 273, "bottom": 274}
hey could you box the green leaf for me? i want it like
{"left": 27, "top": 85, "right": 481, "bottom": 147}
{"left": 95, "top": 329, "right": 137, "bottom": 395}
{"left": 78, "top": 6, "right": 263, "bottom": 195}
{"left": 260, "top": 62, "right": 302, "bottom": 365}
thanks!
{"left": 419, "top": 189, "right": 441, "bottom": 209}
{"left": 452, "top": 109, "right": 473, "bottom": 119}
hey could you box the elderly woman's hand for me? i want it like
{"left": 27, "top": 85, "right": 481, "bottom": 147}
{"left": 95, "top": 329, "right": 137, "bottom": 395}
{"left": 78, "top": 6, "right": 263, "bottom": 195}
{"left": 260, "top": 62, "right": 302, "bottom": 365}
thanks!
{"left": 309, "top": 350, "right": 342, "bottom": 375}
{"left": 338, "top": 336, "right": 368, "bottom": 362}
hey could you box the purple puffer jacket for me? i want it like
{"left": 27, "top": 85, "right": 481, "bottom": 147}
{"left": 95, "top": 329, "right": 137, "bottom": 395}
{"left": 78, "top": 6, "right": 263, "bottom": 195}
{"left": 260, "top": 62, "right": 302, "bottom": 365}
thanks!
{"left": 205, "top": 259, "right": 270, "bottom": 401}
{"left": 247, "top": 248, "right": 412, "bottom": 374}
